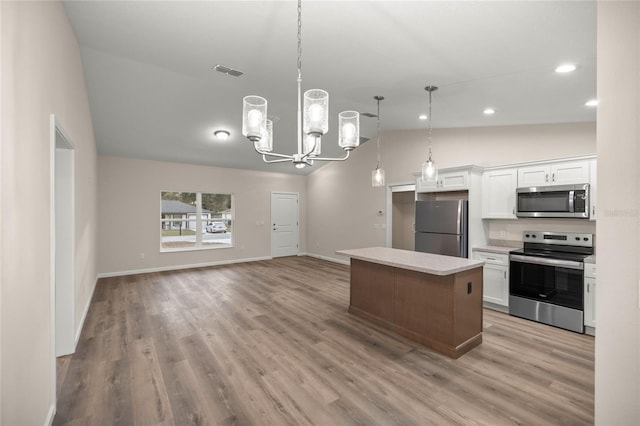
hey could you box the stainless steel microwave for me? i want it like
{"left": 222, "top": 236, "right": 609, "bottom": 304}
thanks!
{"left": 516, "top": 184, "right": 590, "bottom": 218}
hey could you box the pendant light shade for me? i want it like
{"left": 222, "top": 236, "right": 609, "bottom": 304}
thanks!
{"left": 422, "top": 158, "right": 436, "bottom": 179}
{"left": 421, "top": 86, "right": 439, "bottom": 182}
{"left": 372, "top": 166, "right": 385, "bottom": 187}
{"left": 371, "top": 95, "right": 385, "bottom": 187}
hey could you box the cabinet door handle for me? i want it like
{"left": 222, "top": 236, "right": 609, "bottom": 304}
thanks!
{"left": 552, "top": 172, "right": 556, "bottom": 182}
{"left": 545, "top": 173, "right": 549, "bottom": 182}
{"left": 592, "top": 206, "right": 596, "bottom": 216}
{"left": 504, "top": 271, "right": 507, "bottom": 279}
{"left": 587, "top": 283, "right": 590, "bottom": 293}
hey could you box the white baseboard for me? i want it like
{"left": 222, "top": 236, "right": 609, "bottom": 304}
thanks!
{"left": 96, "top": 256, "right": 273, "bottom": 279}
{"left": 303, "top": 252, "right": 350, "bottom": 265}
{"left": 45, "top": 402, "right": 56, "bottom": 426}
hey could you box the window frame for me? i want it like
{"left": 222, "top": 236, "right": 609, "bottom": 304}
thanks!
{"left": 160, "top": 191, "right": 234, "bottom": 252}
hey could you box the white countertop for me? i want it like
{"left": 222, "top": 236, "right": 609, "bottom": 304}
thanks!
{"left": 335, "top": 247, "right": 484, "bottom": 276}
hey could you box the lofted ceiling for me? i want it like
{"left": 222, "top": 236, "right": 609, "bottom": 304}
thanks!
{"left": 63, "top": 0, "right": 597, "bottom": 175}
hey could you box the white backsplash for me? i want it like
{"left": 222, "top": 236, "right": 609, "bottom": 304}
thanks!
{"left": 487, "top": 218, "right": 597, "bottom": 249}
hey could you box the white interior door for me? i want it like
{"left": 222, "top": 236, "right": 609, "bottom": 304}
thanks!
{"left": 271, "top": 192, "right": 299, "bottom": 257}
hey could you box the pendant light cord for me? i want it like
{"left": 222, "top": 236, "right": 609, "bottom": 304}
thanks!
{"left": 427, "top": 89, "right": 433, "bottom": 161}
{"left": 425, "top": 86, "right": 438, "bottom": 162}
{"left": 296, "top": 0, "right": 303, "bottom": 155}
{"left": 297, "top": 0, "right": 302, "bottom": 80}
{"left": 376, "top": 98, "right": 381, "bottom": 168}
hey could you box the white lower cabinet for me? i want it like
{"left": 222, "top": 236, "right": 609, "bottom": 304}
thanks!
{"left": 584, "top": 263, "right": 597, "bottom": 330}
{"left": 473, "top": 251, "right": 509, "bottom": 308}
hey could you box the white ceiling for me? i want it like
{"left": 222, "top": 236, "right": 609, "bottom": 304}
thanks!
{"left": 63, "top": 0, "right": 597, "bottom": 175}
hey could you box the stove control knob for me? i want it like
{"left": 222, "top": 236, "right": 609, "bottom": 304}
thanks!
{"left": 525, "top": 234, "right": 530, "bottom": 238}
{"left": 575, "top": 237, "right": 581, "bottom": 241}
{"left": 583, "top": 237, "right": 589, "bottom": 241}
{"left": 532, "top": 234, "right": 536, "bottom": 238}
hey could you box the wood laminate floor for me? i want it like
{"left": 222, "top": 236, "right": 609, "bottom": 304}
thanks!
{"left": 54, "top": 256, "right": 594, "bottom": 425}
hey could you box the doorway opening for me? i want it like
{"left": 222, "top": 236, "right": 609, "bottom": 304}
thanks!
{"left": 387, "top": 184, "right": 416, "bottom": 251}
{"left": 51, "top": 116, "right": 75, "bottom": 357}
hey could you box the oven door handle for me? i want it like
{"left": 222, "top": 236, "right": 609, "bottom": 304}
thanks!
{"left": 510, "top": 254, "right": 584, "bottom": 270}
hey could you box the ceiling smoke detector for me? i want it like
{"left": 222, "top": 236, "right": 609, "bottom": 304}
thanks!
{"left": 213, "top": 64, "right": 244, "bottom": 77}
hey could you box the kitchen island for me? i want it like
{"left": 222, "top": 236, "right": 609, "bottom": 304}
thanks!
{"left": 336, "top": 247, "right": 484, "bottom": 359}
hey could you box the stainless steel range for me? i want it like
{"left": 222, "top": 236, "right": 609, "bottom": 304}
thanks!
{"left": 509, "top": 231, "right": 594, "bottom": 333}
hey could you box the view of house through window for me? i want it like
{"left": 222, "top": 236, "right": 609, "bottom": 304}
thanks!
{"left": 161, "top": 191, "right": 233, "bottom": 250}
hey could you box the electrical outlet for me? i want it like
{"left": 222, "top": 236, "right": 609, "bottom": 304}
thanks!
{"left": 139, "top": 252, "right": 145, "bottom": 260}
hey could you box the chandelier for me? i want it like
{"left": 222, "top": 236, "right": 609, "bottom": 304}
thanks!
{"left": 371, "top": 96, "right": 385, "bottom": 187}
{"left": 242, "top": 0, "right": 360, "bottom": 169}
{"left": 421, "top": 85, "right": 439, "bottom": 182}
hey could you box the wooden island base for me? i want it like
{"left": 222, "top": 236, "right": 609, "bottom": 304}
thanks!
{"left": 347, "top": 257, "right": 483, "bottom": 359}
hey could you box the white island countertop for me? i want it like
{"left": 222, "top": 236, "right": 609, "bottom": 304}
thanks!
{"left": 336, "top": 247, "right": 484, "bottom": 276}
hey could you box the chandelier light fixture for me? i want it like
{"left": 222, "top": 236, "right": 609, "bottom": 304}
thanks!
{"left": 421, "top": 85, "right": 439, "bottom": 182}
{"left": 371, "top": 96, "right": 385, "bottom": 187}
{"left": 242, "top": 0, "right": 360, "bottom": 169}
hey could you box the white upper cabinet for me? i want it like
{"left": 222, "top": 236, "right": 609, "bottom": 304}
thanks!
{"left": 482, "top": 168, "right": 517, "bottom": 219}
{"left": 416, "top": 169, "right": 470, "bottom": 193}
{"left": 517, "top": 160, "right": 590, "bottom": 187}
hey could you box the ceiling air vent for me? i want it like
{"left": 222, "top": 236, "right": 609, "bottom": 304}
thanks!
{"left": 213, "top": 64, "right": 244, "bottom": 77}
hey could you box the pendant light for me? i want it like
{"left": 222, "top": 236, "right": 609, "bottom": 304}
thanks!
{"left": 371, "top": 96, "right": 385, "bottom": 187}
{"left": 421, "top": 85, "right": 439, "bottom": 182}
{"left": 241, "top": 0, "right": 359, "bottom": 169}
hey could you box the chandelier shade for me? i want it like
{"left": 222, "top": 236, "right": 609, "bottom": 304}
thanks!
{"left": 338, "top": 111, "right": 360, "bottom": 150}
{"left": 303, "top": 134, "right": 321, "bottom": 156}
{"left": 254, "top": 119, "right": 273, "bottom": 153}
{"left": 242, "top": 96, "right": 267, "bottom": 142}
{"left": 303, "top": 90, "right": 329, "bottom": 136}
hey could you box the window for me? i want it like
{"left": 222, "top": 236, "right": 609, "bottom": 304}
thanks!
{"left": 160, "top": 191, "right": 233, "bottom": 251}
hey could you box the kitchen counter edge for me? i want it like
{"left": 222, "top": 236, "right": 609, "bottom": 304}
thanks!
{"left": 336, "top": 247, "right": 484, "bottom": 276}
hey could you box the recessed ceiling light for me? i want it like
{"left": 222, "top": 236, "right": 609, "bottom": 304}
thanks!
{"left": 418, "top": 114, "right": 428, "bottom": 120}
{"left": 483, "top": 108, "right": 496, "bottom": 115}
{"left": 213, "top": 130, "right": 230, "bottom": 140}
{"left": 555, "top": 64, "right": 577, "bottom": 73}
{"left": 585, "top": 99, "right": 599, "bottom": 107}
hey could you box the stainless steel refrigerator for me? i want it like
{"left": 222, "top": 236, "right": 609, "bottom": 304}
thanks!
{"left": 415, "top": 200, "right": 468, "bottom": 258}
